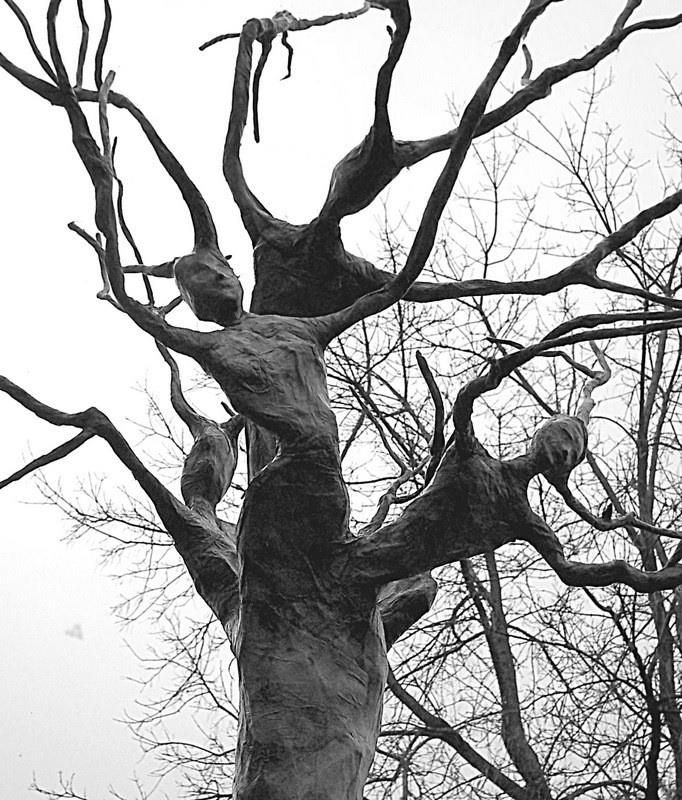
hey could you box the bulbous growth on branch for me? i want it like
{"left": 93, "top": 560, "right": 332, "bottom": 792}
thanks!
{"left": 175, "top": 248, "right": 244, "bottom": 327}
{"left": 181, "top": 416, "right": 243, "bottom": 511}
{"left": 528, "top": 414, "right": 587, "bottom": 489}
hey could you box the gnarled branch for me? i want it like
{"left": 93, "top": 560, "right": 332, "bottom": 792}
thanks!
{"left": 217, "top": 6, "right": 373, "bottom": 240}
{"left": 319, "top": 4, "right": 682, "bottom": 224}
{"left": 522, "top": 512, "right": 682, "bottom": 592}
{"left": 0, "top": 374, "right": 239, "bottom": 627}
{"left": 318, "top": 0, "right": 553, "bottom": 343}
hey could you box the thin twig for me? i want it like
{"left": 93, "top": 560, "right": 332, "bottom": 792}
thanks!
{"left": 575, "top": 342, "right": 611, "bottom": 425}
{"left": 111, "top": 138, "right": 154, "bottom": 304}
{"left": 198, "top": 32, "right": 240, "bottom": 52}
{"left": 0, "top": 431, "right": 94, "bottom": 490}
{"left": 155, "top": 342, "right": 203, "bottom": 436}
{"left": 75, "top": 0, "right": 89, "bottom": 90}
{"left": 557, "top": 485, "right": 682, "bottom": 542}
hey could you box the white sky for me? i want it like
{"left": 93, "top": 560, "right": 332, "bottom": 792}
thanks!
{"left": 1, "top": 1, "right": 681, "bottom": 797}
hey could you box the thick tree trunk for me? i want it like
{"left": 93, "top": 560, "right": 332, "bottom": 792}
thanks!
{"left": 232, "top": 448, "right": 387, "bottom": 799}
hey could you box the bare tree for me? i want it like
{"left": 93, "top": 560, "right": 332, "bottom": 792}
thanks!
{"left": 3, "top": 2, "right": 682, "bottom": 798}
{"left": 360, "top": 99, "right": 682, "bottom": 799}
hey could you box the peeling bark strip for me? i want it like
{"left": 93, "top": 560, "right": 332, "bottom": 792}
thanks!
{"left": 2, "top": 0, "right": 682, "bottom": 797}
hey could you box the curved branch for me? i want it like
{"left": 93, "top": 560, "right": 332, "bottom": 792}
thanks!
{"left": 453, "top": 313, "right": 682, "bottom": 436}
{"left": 557, "top": 484, "right": 682, "bottom": 542}
{"left": 0, "top": 375, "right": 183, "bottom": 528}
{"left": 0, "top": 430, "right": 94, "bottom": 490}
{"left": 398, "top": 10, "right": 682, "bottom": 167}
{"left": 109, "top": 138, "right": 154, "bottom": 303}
{"left": 0, "top": 374, "right": 239, "bottom": 626}
{"left": 575, "top": 342, "right": 611, "bottom": 425}
{"left": 93, "top": 0, "right": 112, "bottom": 89}
{"left": 222, "top": 19, "right": 281, "bottom": 241}
{"left": 0, "top": 25, "right": 222, "bottom": 269}
{"left": 1, "top": 0, "right": 57, "bottom": 83}
{"left": 156, "top": 343, "right": 244, "bottom": 515}
{"left": 316, "top": 0, "right": 565, "bottom": 343}
{"left": 74, "top": 0, "right": 89, "bottom": 90}
{"left": 220, "top": 4, "right": 374, "bottom": 239}
{"left": 387, "top": 669, "right": 529, "bottom": 800}
{"left": 612, "top": 0, "right": 643, "bottom": 33}
{"left": 156, "top": 342, "right": 204, "bottom": 437}
{"left": 251, "top": 35, "right": 274, "bottom": 144}
{"left": 322, "top": 6, "right": 682, "bottom": 222}
{"left": 522, "top": 512, "right": 682, "bottom": 592}
{"left": 46, "top": 71, "right": 208, "bottom": 356}
{"left": 416, "top": 351, "right": 444, "bottom": 482}
{"left": 46, "top": 0, "right": 71, "bottom": 88}
{"left": 396, "top": 186, "right": 682, "bottom": 307}
{"left": 318, "top": 0, "right": 411, "bottom": 223}
{"left": 78, "top": 88, "right": 220, "bottom": 252}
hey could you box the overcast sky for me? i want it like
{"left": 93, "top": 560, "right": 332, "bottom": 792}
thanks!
{"left": 1, "top": 1, "right": 681, "bottom": 797}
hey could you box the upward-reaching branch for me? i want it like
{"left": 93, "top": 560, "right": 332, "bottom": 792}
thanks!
{"left": 0, "top": 375, "right": 239, "bottom": 628}
{"left": 0, "top": 48, "right": 219, "bottom": 257}
{"left": 222, "top": 19, "right": 274, "bottom": 240}
{"left": 79, "top": 87, "right": 220, "bottom": 253}
{"left": 219, "top": 5, "right": 372, "bottom": 241}
{"left": 318, "top": 0, "right": 411, "bottom": 223}
{"left": 317, "top": 0, "right": 560, "bottom": 342}
{"left": 575, "top": 342, "right": 611, "bottom": 426}
{"left": 1, "top": 0, "right": 57, "bottom": 82}
{"left": 36, "top": 3, "right": 206, "bottom": 358}
{"left": 156, "top": 343, "right": 204, "bottom": 438}
{"left": 2, "top": 0, "right": 218, "bottom": 257}
{"left": 318, "top": 2, "right": 682, "bottom": 224}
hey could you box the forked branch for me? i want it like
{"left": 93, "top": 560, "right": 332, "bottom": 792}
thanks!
{"left": 218, "top": 5, "right": 372, "bottom": 239}
{"left": 1, "top": 0, "right": 57, "bottom": 82}
{"left": 318, "top": 0, "right": 411, "bottom": 222}
{"left": 523, "top": 512, "right": 682, "bottom": 592}
{"left": 401, "top": 187, "right": 682, "bottom": 309}
{"left": 0, "top": 375, "right": 183, "bottom": 528}
{"left": 0, "top": 372, "right": 239, "bottom": 626}
{"left": 557, "top": 487, "right": 682, "bottom": 543}
{"left": 453, "top": 311, "right": 682, "bottom": 439}
{"left": 317, "top": 0, "right": 567, "bottom": 342}
{"left": 319, "top": 1, "right": 682, "bottom": 225}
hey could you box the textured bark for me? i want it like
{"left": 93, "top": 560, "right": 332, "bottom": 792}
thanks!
{"left": 234, "top": 448, "right": 386, "bottom": 799}
{"left": 339, "top": 441, "right": 527, "bottom": 586}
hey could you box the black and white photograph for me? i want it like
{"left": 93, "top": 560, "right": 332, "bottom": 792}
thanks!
{"left": 1, "top": 2, "right": 682, "bottom": 798}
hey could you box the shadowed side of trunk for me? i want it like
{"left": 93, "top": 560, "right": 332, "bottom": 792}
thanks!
{"left": 233, "top": 448, "right": 387, "bottom": 800}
